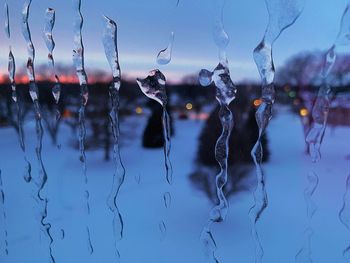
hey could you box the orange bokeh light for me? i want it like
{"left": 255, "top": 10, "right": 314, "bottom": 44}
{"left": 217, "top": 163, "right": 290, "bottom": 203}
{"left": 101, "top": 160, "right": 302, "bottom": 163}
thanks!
{"left": 299, "top": 108, "right": 309, "bottom": 117}
{"left": 253, "top": 99, "right": 262, "bottom": 107}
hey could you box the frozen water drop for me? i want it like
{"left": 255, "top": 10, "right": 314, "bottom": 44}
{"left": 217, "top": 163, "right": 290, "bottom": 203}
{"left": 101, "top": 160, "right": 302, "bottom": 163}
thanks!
{"left": 199, "top": 69, "right": 213, "bottom": 87}
{"left": 157, "top": 32, "right": 174, "bottom": 65}
{"left": 136, "top": 70, "right": 167, "bottom": 106}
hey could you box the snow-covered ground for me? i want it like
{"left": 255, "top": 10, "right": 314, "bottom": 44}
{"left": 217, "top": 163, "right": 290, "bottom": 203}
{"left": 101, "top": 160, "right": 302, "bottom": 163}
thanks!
{"left": 0, "top": 105, "right": 349, "bottom": 263}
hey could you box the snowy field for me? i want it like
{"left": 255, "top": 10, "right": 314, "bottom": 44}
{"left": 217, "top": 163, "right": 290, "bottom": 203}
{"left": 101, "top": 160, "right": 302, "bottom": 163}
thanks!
{"left": 0, "top": 105, "right": 349, "bottom": 263}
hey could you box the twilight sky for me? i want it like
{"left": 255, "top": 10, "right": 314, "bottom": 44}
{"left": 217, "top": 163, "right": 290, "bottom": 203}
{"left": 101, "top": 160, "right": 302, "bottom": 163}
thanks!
{"left": 0, "top": 0, "right": 349, "bottom": 83}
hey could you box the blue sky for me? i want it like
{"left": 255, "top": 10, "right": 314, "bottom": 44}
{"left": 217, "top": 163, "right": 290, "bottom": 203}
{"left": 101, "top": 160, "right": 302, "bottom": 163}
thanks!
{"left": 0, "top": 0, "right": 349, "bottom": 83}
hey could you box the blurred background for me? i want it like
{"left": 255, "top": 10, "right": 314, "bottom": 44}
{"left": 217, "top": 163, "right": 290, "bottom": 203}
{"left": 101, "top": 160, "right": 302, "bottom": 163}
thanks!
{"left": 0, "top": 0, "right": 350, "bottom": 262}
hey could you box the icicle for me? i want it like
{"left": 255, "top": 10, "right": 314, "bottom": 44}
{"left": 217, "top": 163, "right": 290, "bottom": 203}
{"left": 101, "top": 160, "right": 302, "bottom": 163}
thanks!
{"left": 199, "top": 63, "right": 236, "bottom": 263}
{"left": 295, "top": 172, "right": 319, "bottom": 262}
{"left": 21, "top": 1, "right": 55, "bottom": 262}
{"left": 136, "top": 70, "right": 173, "bottom": 239}
{"left": 157, "top": 32, "right": 174, "bottom": 65}
{"left": 339, "top": 174, "right": 350, "bottom": 261}
{"left": 197, "top": 1, "right": 237, "bottom": 262}
{"left": 43, "top": 8, "right": 61, "bottom": 104}
{"left": 102, "top": 16, "right": 126, "bottom": 259}
{"left": 8, "top": 46, "right": 32, "bottom": 183}
{"left": 249, "top": 1, "right": 305, "bottom": 262}
{"left": 72, "top": 0, "right": 93, "bottom": 254}
{"left": 5, "top": 2, "right": 32, "bottom": 182}
{"left": 306, "top": 3, "right": 350, "bottom": 162}
{"left": 43, "top": 7, "right": 61, "bottom": 149}
{"left": 0, "top": 171, "right": 9, "bottom": 256}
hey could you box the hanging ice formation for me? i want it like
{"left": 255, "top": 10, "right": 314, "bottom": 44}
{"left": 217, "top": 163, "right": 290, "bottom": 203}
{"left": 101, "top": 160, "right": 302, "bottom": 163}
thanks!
{"left": 306, "top": 3, "right": 350, "bottom": 162}
{"left": 136, "top": 69, "right": 173, "bottom": 239}
{"left": 22, "top": 0, "right": 55, "bottom": 262}
{"left": 72, "top": 0, "right": 93, "bottom": 254}
{"left": 135, "top": 1, "right": 177, "bottom": 240}
{"left": 198, "top": 0, "right": 237, "bottom": 262}
{"left": 249, "top": 0, "right": 305, "bottom": 262}
{"left": 102, "top": 16, "right": 126, "bottom": 260}
{"left": 5, "top": 2, "right": 32, "bottom": 182}
{"left": 43, "top": 8, "right": 61, "bottom": 107}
